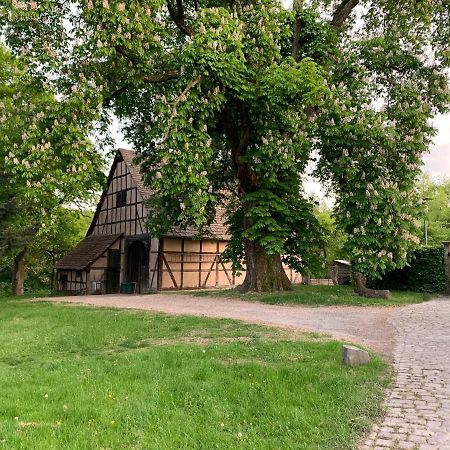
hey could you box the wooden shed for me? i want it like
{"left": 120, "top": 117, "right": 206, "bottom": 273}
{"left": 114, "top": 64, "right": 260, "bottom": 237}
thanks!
{"left": 56, "top": 149, "right": 301, "bottom": 294}
{"left": 332, "top": 259, "right": 352, "bottom": 285}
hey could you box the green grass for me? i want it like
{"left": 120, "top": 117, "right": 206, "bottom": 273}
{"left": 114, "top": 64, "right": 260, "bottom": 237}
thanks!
{"left": 0, "top": 296, "right": 389, "bottom": 450}
{"left": 193, "top": 284, "right": 432, "bottom": 306}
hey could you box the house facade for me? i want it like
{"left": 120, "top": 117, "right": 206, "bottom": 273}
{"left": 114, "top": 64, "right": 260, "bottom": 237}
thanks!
{"left": 55, "top": 149, "right": 301, "bottom": 294}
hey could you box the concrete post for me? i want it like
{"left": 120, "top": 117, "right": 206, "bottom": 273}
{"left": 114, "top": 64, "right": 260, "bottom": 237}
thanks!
{"left": 443, "top": 242, "right": 450, "bottom": 294}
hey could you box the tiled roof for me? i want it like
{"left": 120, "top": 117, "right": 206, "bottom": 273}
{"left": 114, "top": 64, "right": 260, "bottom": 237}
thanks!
{"left": 166, "top": 207, "right": 230, "bottom": 240}
{"left": 118, "top": 149, "right": 230, "bottom": 241}
{"left": 118, "top": 148, "right": 152, "bottom": 199}
{"left": 56, "top": 234, "right": 123, "bottom": 270}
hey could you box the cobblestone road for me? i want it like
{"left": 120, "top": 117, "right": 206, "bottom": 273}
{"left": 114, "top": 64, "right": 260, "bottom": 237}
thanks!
{"left": 362, "top": 297, "right": 450, "bottom": 450}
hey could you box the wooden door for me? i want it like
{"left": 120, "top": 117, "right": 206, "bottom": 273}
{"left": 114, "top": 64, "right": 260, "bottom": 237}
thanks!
{"left": 106, "top": 250, "right": 121, "bottom": 293}
{"left": 126, "top": 240, "right": 148, "bottom": 293}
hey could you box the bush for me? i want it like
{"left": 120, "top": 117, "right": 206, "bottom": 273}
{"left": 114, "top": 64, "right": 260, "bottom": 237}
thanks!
{"left": 370, "top": 247, "right": 447, "bottom": 293}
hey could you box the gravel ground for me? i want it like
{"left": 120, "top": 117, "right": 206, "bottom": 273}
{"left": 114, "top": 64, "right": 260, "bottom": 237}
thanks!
{"left": 40, "top": 292, "right": 395, "bottom": 357}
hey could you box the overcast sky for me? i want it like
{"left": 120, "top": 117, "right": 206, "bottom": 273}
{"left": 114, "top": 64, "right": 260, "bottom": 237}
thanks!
{"left": 423, "top": 114, "right": 450, "bottom": 179}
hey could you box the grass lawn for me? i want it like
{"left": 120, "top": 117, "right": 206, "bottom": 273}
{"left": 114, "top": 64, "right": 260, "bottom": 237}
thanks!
{"left": 193, "top": 284, "right": 432, "bottom": 307}
{"left": 0, "top": 295, "right": 389, "bottom": 450}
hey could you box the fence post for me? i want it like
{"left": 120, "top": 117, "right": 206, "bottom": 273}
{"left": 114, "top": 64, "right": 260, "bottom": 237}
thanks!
{"left": 443, "top": 241, "right": 450, "bottom": 294}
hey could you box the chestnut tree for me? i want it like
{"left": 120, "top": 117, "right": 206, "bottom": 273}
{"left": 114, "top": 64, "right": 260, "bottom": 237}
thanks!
{"left": 2, "top": 0, "right": 449, "bottom": 292}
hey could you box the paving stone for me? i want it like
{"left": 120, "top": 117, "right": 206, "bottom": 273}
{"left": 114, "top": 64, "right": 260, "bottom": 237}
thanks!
{"left": 360, "top": 297, "right": 450, "bottom": 449}
{"left": 396, "top": 442, "right": 417, "bottom": 449}
{"left": 374, "top": 438, "right": 394, "bottom": 447}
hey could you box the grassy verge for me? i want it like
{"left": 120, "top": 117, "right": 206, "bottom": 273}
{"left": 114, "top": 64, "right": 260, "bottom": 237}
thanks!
{"left": 0, "top": 296, "right": 389, "bottom": 449}
{"left": 193, "top": 284, "right": 432, "bottom": 306}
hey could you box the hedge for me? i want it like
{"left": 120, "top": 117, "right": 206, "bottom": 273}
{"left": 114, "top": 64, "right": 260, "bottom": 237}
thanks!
{"left": 370, "top": 246, "right": 447, "bottom": 293}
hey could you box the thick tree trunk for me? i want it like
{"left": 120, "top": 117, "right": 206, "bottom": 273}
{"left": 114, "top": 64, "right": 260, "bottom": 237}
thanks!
{"left": 353, "top": 272, "right": 390, "bottom": 299}
{"left": 238, "top": 240, "right": 292, "bottom": 292}
{"left": 12, "top": 248, "right": 27, "bottom": 296}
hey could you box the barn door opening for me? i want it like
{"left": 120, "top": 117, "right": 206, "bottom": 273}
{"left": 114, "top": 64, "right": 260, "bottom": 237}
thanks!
{"left": 106, "top": 250, "right": 121, "bottom": 294}
{"left": 126, "top": 240, "right": 148, "bottom": 293}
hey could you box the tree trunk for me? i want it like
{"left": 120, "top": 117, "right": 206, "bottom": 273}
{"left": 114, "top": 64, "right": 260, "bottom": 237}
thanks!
{"left": 238, "top": 239, "right": 292, "bottom": 292}
{"left": 353, "top": 272, "right": 390, "bottom": 299}
{"left": 330, "top": 266, "right": 339, "bottom": 286}
{"left": 12, "top": 248, "right": 27, "bottom": 296}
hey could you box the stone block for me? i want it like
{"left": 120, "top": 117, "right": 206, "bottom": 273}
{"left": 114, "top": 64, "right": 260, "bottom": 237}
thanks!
{"left": 342, "top": 345, "right": 370, "bottom": 367}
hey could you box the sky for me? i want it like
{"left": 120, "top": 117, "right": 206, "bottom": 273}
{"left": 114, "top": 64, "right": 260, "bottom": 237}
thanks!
{"left": 423, "top": 114, "right": 450, "bottom": 179}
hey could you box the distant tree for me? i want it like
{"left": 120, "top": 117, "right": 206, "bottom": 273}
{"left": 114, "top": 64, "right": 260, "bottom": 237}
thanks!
{"left": 315, "top": 203, "right": 348, "bottom": 272}
{"left": 0, "top": 45, "right": 104, "bottom": 295}
{"left": 2, "top": 1, "right": 449, "bottom": 294}
{"left": 418, "top": 176, "right": 450, "bottom": 246}
{"left": 25, "top": 208, "right": 93, "bottom": 291}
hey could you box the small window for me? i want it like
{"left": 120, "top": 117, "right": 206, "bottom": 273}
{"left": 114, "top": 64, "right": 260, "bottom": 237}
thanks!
{"left": 116, "top": 190, "right": 127, "bottom": 207}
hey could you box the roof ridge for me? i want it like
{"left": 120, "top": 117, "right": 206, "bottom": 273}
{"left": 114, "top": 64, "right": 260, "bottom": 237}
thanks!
{"left": 118, "top": 149, "right": 152, "bottom": 200}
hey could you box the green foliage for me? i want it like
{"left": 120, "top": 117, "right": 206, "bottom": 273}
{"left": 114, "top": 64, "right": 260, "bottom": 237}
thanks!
{"left": 0, "top": 46, "right": 104, "bottom": 214}
{"left": 2, "top": 0, "right": 449, "bottom": 283}
{"left": 370, "top": 246, "right": 447, "bottom": 293}
{"left": 0, "top": 300, "right": 389, "bottom": 449}
{"left": 25, "top": 208, "right": 93, "bottom": 290}
{"left": 0, "top": 45, "right": 104, "bottom": 291}
{"left": 314, "top": 203, "right": 348, "bottom": 276}
{"left": 0, "top": 207, "right": 92, "bottom": 292}
{"left": 195, "top": 284, "right": 431, "bottom": 307}
{"left": 418, "top": 176, "right": 450, "bottom": 245}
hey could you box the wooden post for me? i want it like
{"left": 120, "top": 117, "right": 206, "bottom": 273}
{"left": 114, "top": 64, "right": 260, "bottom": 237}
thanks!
{"left": 443, "top": 241, "right": 450, "bottom": 294}
{"left": 180, "top": 239, "right": 184, "bottom": 289}
{"left": 198, "top": 240, "right": 202, "bottom": 288}
{"left": 157, "top": 239, "right": 163, "bottom": 291}
{"left": 50, "top": 268, "right": 55, "bottom": 294}
{"left": 215, "top": 241, "right": 219, "bottom": 286}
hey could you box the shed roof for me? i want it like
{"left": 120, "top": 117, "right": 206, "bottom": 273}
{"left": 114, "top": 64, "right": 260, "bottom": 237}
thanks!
{"left": 334, "top": 259, "right": 351, "bottom": 266}
{"left": 56, "top": 234, "right": 123, "bottom": 270}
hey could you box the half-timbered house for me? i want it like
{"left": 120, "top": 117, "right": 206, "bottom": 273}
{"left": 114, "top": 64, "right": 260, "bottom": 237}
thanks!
{"left": 55, "top": 148, "right": 301, "bottom": 294}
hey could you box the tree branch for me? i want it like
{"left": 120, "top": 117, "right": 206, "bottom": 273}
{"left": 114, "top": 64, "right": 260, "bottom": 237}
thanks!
{"left": 330, "top": 0, "right": 359, "bottom": 29}
{"left": 115, "top": 45, "right": 139, "bottom": 65}
{"left": 291, "top": 0, "right": 302, "bottom": 61}
{"left": 167, "top": 0, "right": 193, "bottom": 37}
{"left": 142, "top": 71, "right": 179, "bottom": 83}
{"left": 114, "top": 45, "right": 179, "bottom": 84}
{"left": 103, "top": 84, "right": 130, "bottom": 106}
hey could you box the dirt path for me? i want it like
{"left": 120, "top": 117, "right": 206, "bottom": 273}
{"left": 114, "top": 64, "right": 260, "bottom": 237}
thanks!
{"left": 40, "top": 293, "right": 395, "bottom": 357}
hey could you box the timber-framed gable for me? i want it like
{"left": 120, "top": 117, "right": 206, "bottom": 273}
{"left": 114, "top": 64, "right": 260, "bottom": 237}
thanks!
{"left": 55, "top": 148, "right": 301, "bottom": 295}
